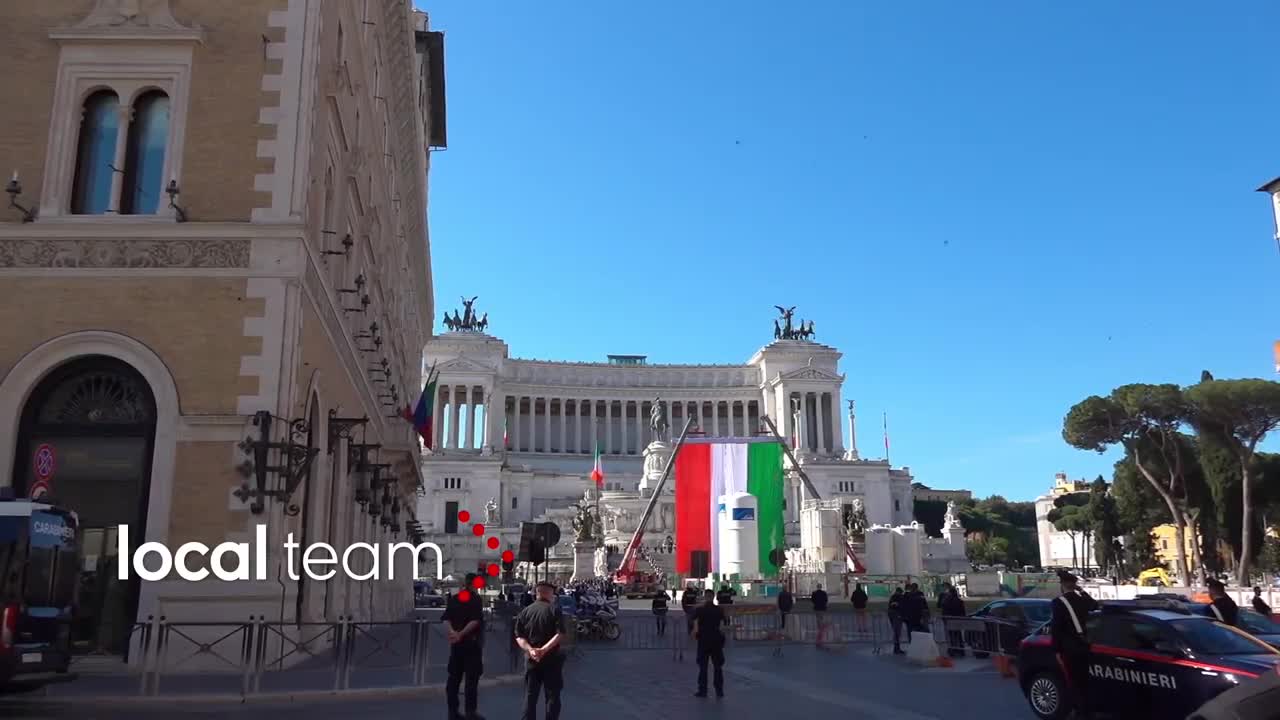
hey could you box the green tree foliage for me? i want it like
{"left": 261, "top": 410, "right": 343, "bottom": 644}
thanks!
{"left": 1186, "top": 378, "right": 1280, "bottom": 584}
{"left": 967, "top": 535, "right": 1011, "bottom": 566}
{"left": 1064, "top": 384, "right": 1196, "bottom": 585}
{"left": 1111, "top": 447, "right": 1172, "bottom": 577}
{"left": 1087, "top": 476, "right": 1124, "bottom": 576}
{"left": 954, "top": 495, "right": 1038, "bottom": 568}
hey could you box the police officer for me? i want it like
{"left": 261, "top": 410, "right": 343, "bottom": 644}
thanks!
{"left": 442, "top": 572, "right": 486, "bottom": 720}
{"left": 692, "top": 588, "right": 728, "bottom": 698}
{"left": 1207, "top": 578, "right": 1240, "bottom": 626}
{"left": 1051, "top": 570, "right": 1098, "bottom": 719}
{"left": 515, "top": 581, "right": 566, "bottom": 720}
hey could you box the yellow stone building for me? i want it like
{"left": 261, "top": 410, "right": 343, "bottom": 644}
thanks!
{"left": 0, "top": 0, "right": 442, "bottom": 655}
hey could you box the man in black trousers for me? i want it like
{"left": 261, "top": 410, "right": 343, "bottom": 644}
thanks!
{"left": 692, "top": 589, "right": 728, "bottom": 698}
{"left": 515, "top": 581, "right": 566, "bottom": 720}
{"left": 443, "top": 573, "right": 486, "bottom": 720}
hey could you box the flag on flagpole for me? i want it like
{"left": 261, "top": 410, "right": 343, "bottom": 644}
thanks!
{"left": 402, "top": 363, "right": 438, "bottom": 448}
{"left": 590, "top": 442, "right": 604, "bottom": 486}
{"left": 883, "top": 412, "right": 890, "bottom": 462}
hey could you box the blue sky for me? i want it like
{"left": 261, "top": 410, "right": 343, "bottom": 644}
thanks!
{"left": 415, "top": 1, "right": 1280, "bottom": 502}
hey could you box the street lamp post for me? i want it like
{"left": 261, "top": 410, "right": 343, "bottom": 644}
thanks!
{"left": 1257, "top": 178, "right": 1280, "bottom": 373}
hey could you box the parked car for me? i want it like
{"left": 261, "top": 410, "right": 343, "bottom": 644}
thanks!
{"left": 1185, "top": 603, "right": 1280, "bottom": 649}
{"left": 968, "top": 598, "right": 1052, "bottom": 656}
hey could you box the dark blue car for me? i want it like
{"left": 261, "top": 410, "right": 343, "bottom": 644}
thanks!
{"left": 1017, "top": 599, "right": 1280, "bottom": 719}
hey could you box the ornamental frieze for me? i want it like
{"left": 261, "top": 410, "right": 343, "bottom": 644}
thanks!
{"left": 0, "top": 238, "right": 250, "bottom": 268}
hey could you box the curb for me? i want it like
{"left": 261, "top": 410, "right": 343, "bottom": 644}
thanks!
{"left": 19, "top": 673, "right": 525, "bottom": 706}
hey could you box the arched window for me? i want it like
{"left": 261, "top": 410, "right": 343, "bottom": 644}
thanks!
{"left": 70, "top": 90, "right": 121, "bottom": 215}
{"left": 120, "top": 90, "right": 170, "bottom": 215}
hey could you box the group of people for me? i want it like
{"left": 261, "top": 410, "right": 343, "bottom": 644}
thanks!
{"left": 886, "top": 582, "right": 931, "bottom": 654}
{"left": 442, "top": 574, "right": 566, "bottom": 720}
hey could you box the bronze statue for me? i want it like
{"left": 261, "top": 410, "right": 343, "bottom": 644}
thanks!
{"left": 773, "top": 319, "right": 781, "bottom": 339}
{"left": 774, "top": 305, "right": 796, "bottom": 339}
{"left": 477, "top": 313, "right": 488, "bottom": 332}
{"left": 460, "top": 296, "right": 478, "bottom": 326}
{"left": 649, "top": 397, "right": 668, "bottom": 442}
{"left": 570, "top": 502, "right": 596, "bottom": 542}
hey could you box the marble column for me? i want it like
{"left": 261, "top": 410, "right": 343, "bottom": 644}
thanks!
{"left": 605, "top": 400, "right": 614, "bottom": 455}
{"left": 448, "top": 385, "right": 459, "bottom": 449}
{"left": 573, "top": 400, "right": 581, "bottom": 453}
{"left": 586, "top": 399, "right": 594, "bottom": 453}
{"left": 818, "top": 393, "right": 829, "bottom": 454}
{"left": 465, "top": 386, "right": 476, "bottom": 450}
{"left": 513, "top": 397, "right": 522, "bottom": 452}
{"left": 432, "top": 383, "right": 445, "bottom": 450}
{"left": 712, "top": 401, "right": 721, "bottom": 437}
{"left": 558, "top": 399, "right": 566, "bottom": 453}
{"left": 543, "top": 397, "right": 552, "bottom": 453}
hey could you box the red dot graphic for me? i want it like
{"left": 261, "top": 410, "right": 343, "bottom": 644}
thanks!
{"left": 487, "top": 563, "right": 500, "bottom": 577}
{"left": 457, "top": 510, "right": 471, "bottom": 523}
{"left": 471, "top": 576, "right": 486, "bottom": 589}
{"left": 502, "top": 550, "right": 514, "bottom": 563}
{"left": 458, "top": 590, "right": 471, "bottom": 602}
{"left": 487, "top": 537, "right": 499, "bottom": 550}
{"left": 472, "top": 523, "right": 485, "bottom": 536}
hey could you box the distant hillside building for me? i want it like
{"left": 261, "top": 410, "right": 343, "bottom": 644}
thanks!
{"left": 911, "top": 483, "right": 972, "bottom": 504}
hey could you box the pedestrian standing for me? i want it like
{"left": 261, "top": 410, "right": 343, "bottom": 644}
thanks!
{"left": 939, "top": 583, "right": 966, "bottom": 657}
{"left": 692, "top": 589, "right": 728, "bottom": 698}
{"left": 1253, "top": 586, "right": 1272, "bottom": 616}
{"left": 887, "top": 587, "right": 905, "bottom": 655}
{"left": 850, "top": 583, "right": 868, "bottom": 635}
{"left": 515, "top": 581, "right": 566, "bottom": 720}
{"left": 682, "top": 584, "right": 699, "bottom": 635}
{"left": 811, "top": 584, "right": 829, "bottom": 648}
{"left": 1051, "top": 570, "right": 1098, "bottom": 720}
{"left": 443, "top": 573, "right": 486, "bottom": 720}
{"left": 652, "top": 588, "right": 669, "bottom": 636}
{"left": 1207, "top": 578, "right": 1240, "bottom": 626}
{"left": 777, "top": 587, "right": 794, "bottom": 631}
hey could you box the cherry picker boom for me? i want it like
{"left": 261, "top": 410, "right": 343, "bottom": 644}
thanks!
{"left": 613, "top": 417, "right": 695, "bottom": 586}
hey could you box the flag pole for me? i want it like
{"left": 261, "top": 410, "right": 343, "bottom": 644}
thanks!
{"left": 759, "top": 415, "right": 822, "bottom": 500}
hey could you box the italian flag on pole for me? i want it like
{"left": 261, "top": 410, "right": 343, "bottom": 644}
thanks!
{"left": 590, "top": 442, "right": 604, "bottom": 487}
{"left": 674, "top": 437, "right": 785, "bottom": 578}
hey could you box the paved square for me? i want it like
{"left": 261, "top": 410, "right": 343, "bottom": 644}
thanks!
{"left": 5, "top": 643, "right": 1032, "bottom": 720}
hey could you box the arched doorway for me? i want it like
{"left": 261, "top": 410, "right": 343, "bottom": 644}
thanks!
{"left": 13, "top": 356, "right": 156, "bottom": 656}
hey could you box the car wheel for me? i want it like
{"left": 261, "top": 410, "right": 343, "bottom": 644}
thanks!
{"left": 1026, "top": 671, "right": 1070, "bottom": 720}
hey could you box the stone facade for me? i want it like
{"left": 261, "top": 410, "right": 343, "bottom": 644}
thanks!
{"left": 417, "top": 325, "right": 923, "bottom": 578}
{"left": 0, "top": 0, "right": 440, "bottom": 643}
{"left": 1035, "top": 472, "right": 1098, "bottom": 569}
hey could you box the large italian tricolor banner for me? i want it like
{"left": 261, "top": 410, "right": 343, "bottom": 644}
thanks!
{"left": 675, "top": 437, "right": 785, "bottom": 578}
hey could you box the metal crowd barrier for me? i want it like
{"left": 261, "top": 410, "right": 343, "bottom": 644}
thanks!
{"left": 106, "top": 614, "right": 446, "bottom": 697}
{"left": 932, "top": 614, "right": 1025, "bottom": 660}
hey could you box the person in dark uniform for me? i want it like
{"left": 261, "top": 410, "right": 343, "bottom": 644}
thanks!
{"left": 939, "top": 583, "right": 967, "bottom": 657}
{"left": 1051, "top": 570, "right": 1098, "bottom": 720}
{"left": 514, "top": 581, "right": 566, "bottom": 720}
{"left": 777, "top": 587, "right": 794, "bottom": 630}
{"left": 1252, "top": 586, "right": 1272, "bottom": 616}
{"left": 651, "top": 587, "right": 669, "bottom": 636}
{"left": 1207, "top": 578, "right": 1239, "bottom": 626}
{"left": 682, "top": 584, "right": 700, "bottom": 635}
{"left": 716, "top": 584, "right": 735, "bottom": 605}
{"left": 443, "top": 573, "right": 486, "bottom": 720}
{"left": 811, "top": 584, "right": 830, "bottom": 648}
{"left": 888, "top": 587, "right": 906, "bottom": 655}
{"left": 692, "top": 589, "right": 728, "bottom": 698}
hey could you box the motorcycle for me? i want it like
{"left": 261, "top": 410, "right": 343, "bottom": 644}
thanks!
{"left": 574, "top": 605, "right": 622, "bottom": 641}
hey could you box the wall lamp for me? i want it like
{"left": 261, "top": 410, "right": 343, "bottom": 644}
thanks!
{"left": 321, "top": 232, "right": 354, "bottom": 258}
{"left": 165, "top": 177, "right": 188, "bottom": 222}
{"left": 348, "top": 443, "right": 383, "bottom": 506}
{"left": 327, "top": 410, "right": 369, "bottom": 451}
{"left": 5, "top": 171, "right": 35, "bottom": 222}
{"left": 233, "top": 411, "right": 319, "bottom": 515}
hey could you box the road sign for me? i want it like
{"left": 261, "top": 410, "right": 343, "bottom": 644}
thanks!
{"left": 33, "top": 444, "right": 55, "bottom": 482}
{"left": 28, "top": 479, "right": 50, "bottom": 501}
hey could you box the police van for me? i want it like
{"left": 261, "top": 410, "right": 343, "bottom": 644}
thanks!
{"left": 0, "top": 498, "right": 80, "bottom": 690}
{"left": 1017, "top": 598, "right": 1280, "bottom": 719}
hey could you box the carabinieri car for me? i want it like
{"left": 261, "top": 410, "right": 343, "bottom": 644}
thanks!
{"left": 1017, "top": 598, "right": 1280, "bottom": 719}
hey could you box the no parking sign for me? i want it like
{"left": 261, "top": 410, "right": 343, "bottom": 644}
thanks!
{"left": 30, "top": 444, "right": 55, "bottom": 499}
